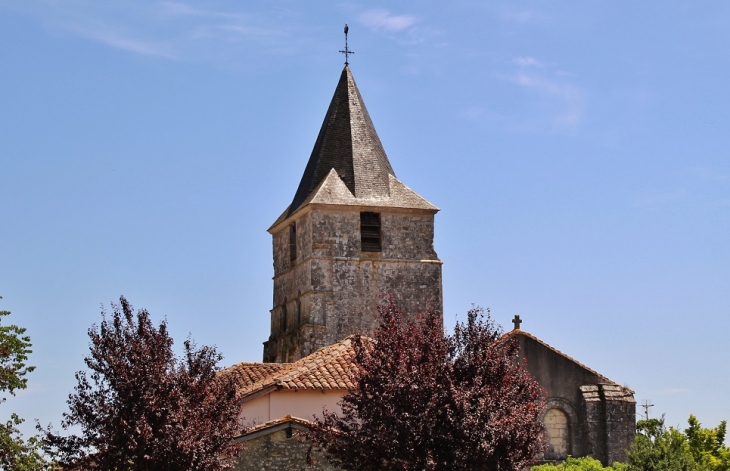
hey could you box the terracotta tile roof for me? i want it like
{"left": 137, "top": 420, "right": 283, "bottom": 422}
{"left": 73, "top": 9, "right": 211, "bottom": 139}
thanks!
{"left": 218, "top": 362, "right": 289, "bottom": 394}
{"left": 502, "top": 329, "right": 633, "bottom": 392}
{"left": 235, "top": 415, "right": 316, "bottom": 441}
{"left": 221, "top": 336, "right": 364, "bottom": 399}
{"left": 273, "top": 337, "right": 359, "bottom": 391}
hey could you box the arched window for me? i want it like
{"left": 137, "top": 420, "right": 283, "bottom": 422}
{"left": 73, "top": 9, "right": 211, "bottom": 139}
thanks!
{"left": 545, "top": 408, "right": 570, "bottom": 459}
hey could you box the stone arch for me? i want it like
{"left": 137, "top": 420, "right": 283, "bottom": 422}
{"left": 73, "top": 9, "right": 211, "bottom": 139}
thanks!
{"left": 543, "top": 397, "right": 579, "bottom": 460}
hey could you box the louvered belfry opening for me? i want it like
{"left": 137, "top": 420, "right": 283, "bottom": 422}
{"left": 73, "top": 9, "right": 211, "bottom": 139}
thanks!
{"left": 360, "top": 212, "right": 382, "bottom": 252}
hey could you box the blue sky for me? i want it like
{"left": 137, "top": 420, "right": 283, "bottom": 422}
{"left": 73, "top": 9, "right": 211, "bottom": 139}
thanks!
{"left": 1, "top": 1, "right": 729, "bottom": 438}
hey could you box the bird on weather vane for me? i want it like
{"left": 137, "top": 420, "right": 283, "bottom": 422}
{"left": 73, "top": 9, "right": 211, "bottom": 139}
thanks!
{"left": 339, "top": 23, "right": 354, "bottom": 65}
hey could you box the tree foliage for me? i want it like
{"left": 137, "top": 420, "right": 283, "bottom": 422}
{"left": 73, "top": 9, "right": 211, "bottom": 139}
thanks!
{"left": 0, "top": 296, "right": 53, "bottom": 471}
{"left": 0, "top": 298, "right": 34, "bottom": 399}
{"left": 626, "top": 415, "right": 730, "bottom": 471}
{"left": 627, "top": 417, "right": 695, "bottom": 471}
{"left": 685, "top": 415, "right": 730, "bottom": 471}
{"left": 42, "top": 296, "right": 245, "bottom": 471}
{"left": 307, "top": 297, "right": 546, "bottom": 471}
{"left": 1, "top": 414, "right": 51, "bottom": 471}
{"left": 532, "top": 415, "right": 730, "bottom": 471}
{"left": 533, "top": 456, "right": 628, "bottom": 471}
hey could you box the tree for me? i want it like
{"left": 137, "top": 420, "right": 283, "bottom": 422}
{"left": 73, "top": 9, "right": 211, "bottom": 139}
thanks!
{"left": 685, "top": 415, "right": 730, "bottom": 471}
{"left": 0, "top": 295, "right": 53, "bottom": 471}
{"left": 0, "top": 297, "right": 33, "bottom": 396}
{"left": 533, "top": 456, "right": 628, "bottom": 471}
{"left": 628, "top": 416, "right": 694, "bottom": 471}
{"left": 534, "top": 415, "right": 730, "bottom": 471}
{"left": 1, "top": 415, "right": 51, "bottom": 471}
{"left": 625, "top": 415, "right": 730, "bottom": 471}
{"left": 42, "top": 296, "right": 245, "bottom": 471}
{"left": 307, "top": 297, "right": 546, "bottom": 471}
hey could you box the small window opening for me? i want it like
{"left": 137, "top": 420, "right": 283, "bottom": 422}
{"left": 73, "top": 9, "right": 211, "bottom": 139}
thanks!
{"left": 289, "top": 224, "right": 297, "bottom": 264}
{"left": 360, "top": 212, "right": 382, "bottom": 252}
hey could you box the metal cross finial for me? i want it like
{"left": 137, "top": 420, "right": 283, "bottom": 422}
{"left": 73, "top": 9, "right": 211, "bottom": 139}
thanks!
{"left": 512, "top": 315, "right": 522, "bottom": 331}
{"left": 339, "top": 23, "right": 354, "bottom": 65}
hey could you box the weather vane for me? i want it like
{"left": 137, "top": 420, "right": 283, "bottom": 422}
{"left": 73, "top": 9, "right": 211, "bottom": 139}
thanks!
{"left": 339, "top": 23, "right": 354, "bottom": 65}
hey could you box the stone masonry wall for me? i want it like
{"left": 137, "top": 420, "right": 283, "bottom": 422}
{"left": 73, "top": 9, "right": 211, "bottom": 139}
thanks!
{"left": 518, "top": 335, "right": 635, "bottom": 465}
{"left": 324, "top": 257, "right": 442, "bottom": 346}
{"left": 265, "top": 207, "right": 442, "bottom": 362}
{"left": 603, "top": 385, "right": 636, "bottom": 465}
{"left": 233, "top": 429, "right": 336, "bottom": 471}
{"left": 580, "top": 384, "right": 636, "bottom": 465}
{"left": 581, "top": 385, "right": 608, "bottom": 463}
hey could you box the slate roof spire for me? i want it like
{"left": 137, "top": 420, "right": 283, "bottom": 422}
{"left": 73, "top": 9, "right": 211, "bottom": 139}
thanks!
{"left": 287, "top": 66, "right": 396, "bottom": 217}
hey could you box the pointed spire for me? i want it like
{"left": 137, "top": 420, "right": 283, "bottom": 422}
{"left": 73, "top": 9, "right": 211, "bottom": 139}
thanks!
{"left": 287, "top": 66, "right": 396, "bottom": 216}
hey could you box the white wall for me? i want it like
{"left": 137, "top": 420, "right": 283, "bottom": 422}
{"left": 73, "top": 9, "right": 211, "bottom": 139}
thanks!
{"left": 240, "top": 388, "right": 346, "bottom": 426}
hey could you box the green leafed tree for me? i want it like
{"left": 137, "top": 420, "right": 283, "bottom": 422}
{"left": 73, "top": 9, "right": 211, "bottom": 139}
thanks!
{"left": 0, "top": 295, "right": 53, "bottom": 470}
{"left": 627, "top": 417, "right": 696, "bottom": 471}
{"left": 626, "top": 415, "right": 730, "bottom": 471}
{"left": 684, "top": 415, "right": 730, "bottom": 471}
{"left": 531, "top": 415, "right": 730, "bottom": 471}
{"left": 533, "top": 456, "right": 628, "bottom": 471}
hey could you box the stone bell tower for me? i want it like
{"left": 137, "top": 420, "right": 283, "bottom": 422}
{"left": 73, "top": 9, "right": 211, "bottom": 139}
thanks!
{"left": 264, "top": 66, "right": 442, "bottom": 363}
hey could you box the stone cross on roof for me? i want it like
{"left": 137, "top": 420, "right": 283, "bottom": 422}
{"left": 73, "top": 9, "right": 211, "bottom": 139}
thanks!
{"left": 512, "top": 314, "right": 522, "bottom": 331}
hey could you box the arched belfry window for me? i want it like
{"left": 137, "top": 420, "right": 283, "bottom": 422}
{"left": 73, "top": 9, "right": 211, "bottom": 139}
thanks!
{"left": 545, "top": 408, "right": 570, "bottom": 459}
{"left": 360, "top": 212, "right": 381, "bottom": 252}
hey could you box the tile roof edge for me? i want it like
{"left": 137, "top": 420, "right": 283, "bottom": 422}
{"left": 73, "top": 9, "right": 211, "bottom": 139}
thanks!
{"left": 240, "top": 384, "right": 280, "bottom": 403}
{"left": 234, "top": 415, "right": 317, "bottom": 441}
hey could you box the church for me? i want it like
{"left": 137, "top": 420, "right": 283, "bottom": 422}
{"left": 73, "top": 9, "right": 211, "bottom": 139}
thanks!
{"left": 224, "top": 62, "right": 636, "bottom": 470}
